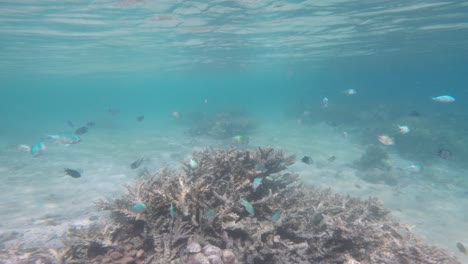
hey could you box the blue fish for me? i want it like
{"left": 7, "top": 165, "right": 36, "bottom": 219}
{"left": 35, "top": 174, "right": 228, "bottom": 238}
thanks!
{"left": 169, "top": 203, "right": 174, "bottom": 219}
{"left": 252, "top": 177, "right": 262, "bottom": 191}
{"left": 46, "top": 133, "right": 81, "bottom": 145}
{"left": 31, "top": 142, "right": 47, "bottom": 157}
{"left": 205, "top": 209, "right": 216, "bottom": 221}
{"left": 130, "top": 202, "right": 147, "bottom": 214}
{"left": 271, "top": 210, "right": 281, "bottom": 222}
{"left": 240, "top": 198, "right": 254, "bottom": 216}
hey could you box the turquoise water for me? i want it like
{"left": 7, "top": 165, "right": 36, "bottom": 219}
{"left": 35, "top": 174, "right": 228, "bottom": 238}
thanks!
{"left": 1, "top": 0, "right": 468, "bottom": 262}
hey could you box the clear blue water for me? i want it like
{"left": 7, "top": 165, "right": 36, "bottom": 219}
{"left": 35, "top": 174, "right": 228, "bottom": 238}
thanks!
{"left": 1, "top": 0, "right": 468, "bottom": 262}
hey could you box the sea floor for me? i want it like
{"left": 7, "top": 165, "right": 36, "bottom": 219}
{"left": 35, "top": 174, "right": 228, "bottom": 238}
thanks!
{"left": 0, "top": 118, "right": 467, "bottom": 262}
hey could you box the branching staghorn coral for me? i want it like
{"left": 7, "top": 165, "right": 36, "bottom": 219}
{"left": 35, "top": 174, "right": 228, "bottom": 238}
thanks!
{"left": 1, "top": 147, "right": 460, "bottom": 264}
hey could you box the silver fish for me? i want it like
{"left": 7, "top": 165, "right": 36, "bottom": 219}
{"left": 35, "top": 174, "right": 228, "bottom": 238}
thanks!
{"left": 47, "top": 133, "right": 81, "bottom": 145}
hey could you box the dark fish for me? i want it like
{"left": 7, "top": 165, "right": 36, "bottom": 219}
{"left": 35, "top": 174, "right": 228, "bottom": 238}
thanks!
{"left": 327, "top": 121, "right": 338, "bottom": 127}
{"left": 64, "top": 168, "right": 81, "bottom": 178}
{"left": 438, "top": 148, "right": 451, "bottom": 160}
{"left": 328, "top": 156, "right": 336, "bottom": 162}
{"left": 409, "top": 110, "right": 421, "bottom": 117}
{"left": 86, "top": 122, "right": 95, "bottom": 127}
{"left": 301, "top": 156, "right": 313, "bottom": 164}
{"left": 137, "top": 115, "right": 144, "bottom": 121}
{"left": 131, "top": 158, "right": 145, "bottom": 169}
{"left": 456, "top": 242, "right": 467, "bottom": 255}
{"left": 108, "top": 108, "right": 120, "bottom": 116}
{"left": 75, "top": 126, "right": 88, "bottom": 135}
{"left": 66, "top": 120, "right": 74, "bottom": 127}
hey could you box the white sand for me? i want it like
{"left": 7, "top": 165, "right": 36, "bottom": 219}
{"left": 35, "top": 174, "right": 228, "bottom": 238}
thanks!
{"left": 0, "top": 119, "right": 466, "bottom": 262}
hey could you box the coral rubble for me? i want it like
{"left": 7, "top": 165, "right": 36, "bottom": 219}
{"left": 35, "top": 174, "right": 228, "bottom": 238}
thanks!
{"left": 1, "top": 147, "right": 460, "bottom": 264}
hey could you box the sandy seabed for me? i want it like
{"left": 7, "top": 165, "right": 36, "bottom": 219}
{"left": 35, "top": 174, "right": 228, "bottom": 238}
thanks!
{"left": 0, "top": 119, "right": 467, "bottom": 262}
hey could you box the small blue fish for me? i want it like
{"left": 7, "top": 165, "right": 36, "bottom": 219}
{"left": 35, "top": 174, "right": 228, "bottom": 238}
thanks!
{"left": 240, "top": 198, "right": 254, "bottom": 216}
{"left": 31, "top": 142, "right": 47, "bottom": 157}
{"left": 189, "top": 159, "right": 199, "bottom": 169}
{"left": 432, "top": 95, "right": 455, "bottom": 103}
{"left": 252, "top": 177, "right": 262, "bottom": 191}
{"left": 66, "top": 120, "right": 74, "bottom": 127}
{"left": 169, "top": 203, "right": 174, "bottom": 219}
{"left": 130, "top": 202, "right": 147, "bottom": 213}
{"left": 46, "top": 133, "right": 81, "bottom": 145}
{"left": 205, "top": 209, "right": 216, "bottom": 221}
{"left": 271, "top": 210, "right": 281, "bottom": 222}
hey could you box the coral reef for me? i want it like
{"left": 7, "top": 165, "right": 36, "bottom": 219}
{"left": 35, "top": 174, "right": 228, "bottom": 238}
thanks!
{"left": 187, "top": 111, "right": 257, "bottom": 139}
{"left": 1, "top": 147, "right": 460, "bottom": 264}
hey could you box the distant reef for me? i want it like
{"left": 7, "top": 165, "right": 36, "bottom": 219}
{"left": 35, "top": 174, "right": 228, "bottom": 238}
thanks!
{"left": 2, "top": 147, "right": 460, "bottom": 264}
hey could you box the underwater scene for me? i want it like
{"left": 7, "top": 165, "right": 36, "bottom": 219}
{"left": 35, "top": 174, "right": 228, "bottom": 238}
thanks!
{"left": 1, "top": 1, "right": 468, "bottom": 263}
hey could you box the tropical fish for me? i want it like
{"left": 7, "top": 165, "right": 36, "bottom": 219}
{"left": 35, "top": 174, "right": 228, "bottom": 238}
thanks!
{"left": 86, "top": 121, "right": 96, "bottom": 127}
{"left": 64, "top": 168, "right": 81, "bottom": 178}
{"left": 47, "top": 133, "right": 81, "bottom": 145}
{"left": 169, "top": 203, "right": 175, "bottom": 219}
{"left": 16, "top": 144, "right": 31, "bottom": 153}
{"left": 327, "top": 121, "right": 338, "bottom": 127}
{"left": 322, "top": 97, "right": 329, "bottom": 108}
{"left": 409, "top": 110, "right": 421, "bottom": 117}
{"left": 328, "top": 156, "right": 336, "bottom": 162}
{"left": 437, "top": 148, "right": 451, "bottom": 160}
{"left": 66, "top": 120, "right": 74, "bottom": 127}
{"left": 271, "top": 210, "right": 281, "bottom": 222}
{"left": 172, "top": 111, "right": 181, "bottom": 119}
{"left": 137, "top": 115, "right": 144, "bottom": 121}
{"left": 432, "top": 95, "right": 455, "bottom": 103}
{"left": 130, "top": 202, "right": 147, "bottom": 214}
{"left": 75, "top": 126, "right": 88, "bottom": 135}
{"left": 189, "top": 159, "right": 199, "bottom": 169}
{"left": 301, "top": 156, "right": 313, "bottom": 164}
{"left": 344, "top": 89, "right": 357, "bottom": 95}
{"left": 232, "top": 135, "right": 249, "bottom": 144}
{"left": 130, "top": 158, "right": 145, "bottom": 169}
{"left": 240, "top": 198, "right": 254, "bottom": 216}
{"left": 205, "top": 209, "right": 216, "bottom": 221}
{"left": 456, "top": 242, "right": 467, "bottom": 255}
{"left": 108, "top": 108, "right": 120, "bottom": 116}
{"left": 407, "top": 164, "right": 422, "bottom": 174}
{"left": 252, "top": 177, "right": 262, "bottom": 191}
{"left": 31, "top": 142, "right": 47, "bottom": 157}
{"left": 378, "top": 135, "right": 394, "bottom": 145}
{"left": 398, "top": 125, "right": 410, "bottom": 134}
